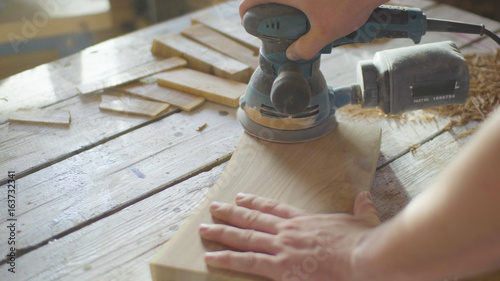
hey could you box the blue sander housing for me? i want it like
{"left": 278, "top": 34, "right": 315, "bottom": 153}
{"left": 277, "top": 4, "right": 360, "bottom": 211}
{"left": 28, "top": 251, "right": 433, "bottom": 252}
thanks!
{"left": 237, "top": 4, "right": 500, "bottom": 143}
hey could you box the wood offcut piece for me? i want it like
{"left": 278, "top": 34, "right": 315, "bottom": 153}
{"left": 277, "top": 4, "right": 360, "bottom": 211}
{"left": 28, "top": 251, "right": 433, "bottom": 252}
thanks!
{"left": 181, "top": 24, "right": 259, "bottom": 71}
{"left": 156, "top": 68, "right": 247, "bottom": 107}
{"left": 78, "top": 57, "right": 187, "bottom": 95}
{"left": 99, "top": 95, "right": 170, "bottom": 117}
{"left": 9, "top": 108, "right": 71, "bottom": 125}
{"left": 152, "top": 34, "right": 251, "bottom": 83}
{"left": 119, "top": 83, "right": 205, "bottom": 112}
{"left": 150, "top": 123, "right": 382, "bottom": 281}
{"left": 191, "top": 12, "right": 261, "bottom": 52}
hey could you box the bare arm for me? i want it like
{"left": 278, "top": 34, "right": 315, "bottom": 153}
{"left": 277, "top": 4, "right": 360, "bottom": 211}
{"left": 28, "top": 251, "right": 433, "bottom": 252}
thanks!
{"left": 359, "top": 107, "right": 500, "bottom": 280}
{"left": 200, "top": 108, "right": 500, "bottom": 280}
{"left": 239, "top": 0, "right": 388, "bottom": 60}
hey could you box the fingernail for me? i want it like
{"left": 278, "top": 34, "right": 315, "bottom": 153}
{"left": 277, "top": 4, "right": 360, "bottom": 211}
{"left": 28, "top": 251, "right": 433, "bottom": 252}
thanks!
{"left": 205, "top": 252, "right": 216, "bottom": 262}
{"left": 364, "top": 191, "right": 372, "bottom": 200}
{"left": 199, "top": 223, "right": 210, "bottom": 232}
{"left": 210, "top": 201, "right": 221, "bottom": 210}
{"left": 236, "top": 193, "right": 246, "bottom": 200}
{"left": 286, "top": 49, "right": 300, "bottom": 61}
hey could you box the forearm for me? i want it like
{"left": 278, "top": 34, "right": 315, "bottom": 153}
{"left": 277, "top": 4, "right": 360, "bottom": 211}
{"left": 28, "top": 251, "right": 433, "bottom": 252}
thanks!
{"left": 358, "top": 108, "right": 500, "bottom": 280}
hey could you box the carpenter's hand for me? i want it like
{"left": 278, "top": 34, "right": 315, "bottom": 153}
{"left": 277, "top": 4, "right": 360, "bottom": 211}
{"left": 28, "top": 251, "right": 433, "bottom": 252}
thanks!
{"left": 240, "top": 0, "right": 386, "bottom": 60}
{"left": 199, "top": 192, "right": 380, "bottom": 281}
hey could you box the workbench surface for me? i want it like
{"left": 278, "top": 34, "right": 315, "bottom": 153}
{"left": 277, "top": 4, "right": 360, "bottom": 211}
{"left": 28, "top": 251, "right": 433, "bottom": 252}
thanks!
{"left": 1, "top": 1, "right": 499, "bottom": 280}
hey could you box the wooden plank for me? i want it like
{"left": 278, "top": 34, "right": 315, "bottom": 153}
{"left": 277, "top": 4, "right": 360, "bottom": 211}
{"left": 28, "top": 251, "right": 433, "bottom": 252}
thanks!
{"left": 150, "top": 123, "right": 382, "bottom": 280}
{"left": 181, "top": 24, "right": 259, "bottom": 71}
{"left": 0, "top": 163, "right": 228, "bottom": 281}
{"left": 152, "top": 33, "right": 251, "bottom": 83}
{"left": 78, "top": 57, "right": 187, "bottom": 95}
{"left": 157, "top": 68, "right": 247, "bottom": 108}
{"left": 99, "top": 95, "right": 170, "bottom": 117}
{"left": 0, "top": 1, "right": 235, "bottom": 123}
{"left": 191, "top": 12, "right": 261, "bottom": 53}
{"left": 119, "top": 82, "right": 206, "bottom": 111}
{"left": 0, "top": 102, "right": 243, "bottom": 258}
{"left": 0, "top": 94, "right": 176, "bottom": 184}
{"left": 9, "top": 108, "right": 71, "bottom": 125}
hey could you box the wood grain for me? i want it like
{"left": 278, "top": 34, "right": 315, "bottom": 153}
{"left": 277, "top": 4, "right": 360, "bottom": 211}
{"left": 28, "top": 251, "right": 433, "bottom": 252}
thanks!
{"left": 0, "top": 94, "right": 175, "bottom": 184}
{"left": 0, "top": 163, "right": 227, "bottom": 281}
{"left": 0, "top": 102, "right": 242, "bottom": 258}
{"left": 150, "top": 123, "right": 382, "bottom": 281}
{"left": 191, "top": 12, "right": 261, "bottom": 52}
{"left": 99, "top": 95, "right": 170, "bottom": 117}
{"left": 181, "top": 24, "right": 259, "bottom": 71}
{"left": 119, "top": 82, "right": 206, "bottom": 111}
{"left": 3, "top": 1, "right": 500, "bottom": 281}
{"left": 152, "top": 33, "right": 251, "bottom": 83}
{"left": 157, "top": 68, "right": 247, "bottom": 107}
{"left": 78, "top": 57, "right": 187, "bottom": 95}
{"left": 9, "top": 108, "right": 71, "bottom": 125}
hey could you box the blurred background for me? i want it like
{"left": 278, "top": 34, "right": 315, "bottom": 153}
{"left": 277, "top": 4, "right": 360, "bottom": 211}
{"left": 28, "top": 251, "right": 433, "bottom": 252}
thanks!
{"left": 0, "top": 0, "right": 498, "bottom": 80}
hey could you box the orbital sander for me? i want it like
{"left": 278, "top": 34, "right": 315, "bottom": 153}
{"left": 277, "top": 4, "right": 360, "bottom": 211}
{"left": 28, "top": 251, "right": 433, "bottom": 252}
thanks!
{"left": 237, "top": 4, "right": 500, "bottom": 143}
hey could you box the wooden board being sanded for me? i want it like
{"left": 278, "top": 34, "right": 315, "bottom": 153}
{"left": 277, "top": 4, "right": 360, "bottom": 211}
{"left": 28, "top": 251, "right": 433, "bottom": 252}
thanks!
{"left": 152, "top": 33, "right": 251, "bottom": 83}
{"left": 150, "top": 122, "right": 382, "bottom": 281}
{"left": 157, "top": 68, "right": 247, "bottom": 108}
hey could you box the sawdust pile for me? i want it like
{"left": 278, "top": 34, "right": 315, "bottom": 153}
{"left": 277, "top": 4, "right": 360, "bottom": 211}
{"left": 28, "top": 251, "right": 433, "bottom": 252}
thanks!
{"left": 428, "top": 51, "right": 500, "bottom": 125}
{"left": 339, "top": 51, "right": 500, "bottom": 125}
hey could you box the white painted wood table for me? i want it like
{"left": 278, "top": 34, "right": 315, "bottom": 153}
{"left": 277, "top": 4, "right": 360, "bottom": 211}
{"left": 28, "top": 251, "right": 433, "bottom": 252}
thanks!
{"left": 0, "top": 1, "right": 499, "bottom": 280}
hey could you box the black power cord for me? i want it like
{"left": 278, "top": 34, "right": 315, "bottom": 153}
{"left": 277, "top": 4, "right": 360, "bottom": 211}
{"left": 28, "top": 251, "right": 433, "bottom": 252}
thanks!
{"left": 427, "top": 18, "right": 500, "bottom": 46}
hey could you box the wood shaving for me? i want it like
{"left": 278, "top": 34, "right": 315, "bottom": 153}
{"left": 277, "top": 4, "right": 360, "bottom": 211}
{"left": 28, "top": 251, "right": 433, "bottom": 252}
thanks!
{"left": 409, "top": 144, "right": 421, "bottom": 155}
{"left": 338, "top": 51, "right": 500, "bottom": 127}
{"left": 427, "top": 51, "right": 500, "bottom": 125}
{"left": 197, "top": 123, "right": 208, "bottom": 132}
{"left": 454, "top": 127, "right": 479, "bottom": 141}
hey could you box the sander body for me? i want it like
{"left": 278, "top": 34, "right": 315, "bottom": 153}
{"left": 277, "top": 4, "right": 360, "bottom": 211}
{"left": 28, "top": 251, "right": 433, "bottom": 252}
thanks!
{"left": 238, "top": 4, "right": 496, "bottom": 143}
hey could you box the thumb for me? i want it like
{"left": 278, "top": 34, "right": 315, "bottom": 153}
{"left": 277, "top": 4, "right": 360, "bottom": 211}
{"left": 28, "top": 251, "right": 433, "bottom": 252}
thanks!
{"left": 286, "top": 29, "right": 332, "bottom": 61}
{"left": 353, "top": 191, "right": 381, "bottom": 226}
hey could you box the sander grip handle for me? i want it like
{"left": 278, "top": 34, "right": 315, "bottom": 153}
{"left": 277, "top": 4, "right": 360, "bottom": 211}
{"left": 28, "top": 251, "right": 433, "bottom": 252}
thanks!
{"left": 330, "top": 5, "right": 427, "bottom": 48}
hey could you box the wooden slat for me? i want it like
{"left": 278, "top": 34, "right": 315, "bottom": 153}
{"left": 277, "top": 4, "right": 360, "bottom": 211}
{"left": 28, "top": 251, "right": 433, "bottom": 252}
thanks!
{"left": 152, "top": 34, "right": 251, "bottom": 83}
{"left": 151, "top": 123, "right": 381, "bottom": 280}
{"left": 78, "top": 57, "right": 187, "bottom": 95}
{"left": 0, "top": 163, "right": 227, "bottom": 281}
{"left": 0, "top": 102, "right": 242, "bottom": 258}
{"left": 0, "top": 2, "right": 240, "bottom": 124}
{"left": 157, "top": 68, "right": 247, "bottom": 107}
{"left": 9, "top": 108, "right": 71, "bottom": 125}
{"left": 119, "top": 83, "right": 206, "bottom": 112}
{"left": 4, "top": 123, "right": 500, "bottom": 281}
{"left": 181, "top": 24, "right": 259, "bottom": 71}
{"left": 191, "top": 12, "right": 261, "bottom": 52}
{"left": 99, "top": 95, "right": 170, "bottom": 117}
{"left": 0, "top": 94, "right": 175, "bottom": 184}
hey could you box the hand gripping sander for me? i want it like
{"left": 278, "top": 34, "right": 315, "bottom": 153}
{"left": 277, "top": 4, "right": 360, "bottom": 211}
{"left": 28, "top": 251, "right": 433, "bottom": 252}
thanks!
{"left": 237, "top": 4, "right": 500, "bottom": 143}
